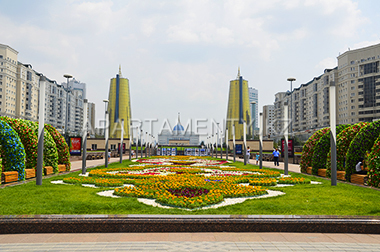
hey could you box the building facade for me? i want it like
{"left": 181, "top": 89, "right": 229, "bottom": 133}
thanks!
{"left": 226, "top": 68, "right": 251, "bottom": 140}
{"left": 248, "top": 87, "right": 259, "bottom": 134}
{"left": 158, "top": 114, "right": 200, "bottom": 145}
{"left": 262, "top": 104, "right": 275, "bottom": 138}
{"left": 107, "top": 66, "right": 131, "bottom": 138}
{"left": 87, "top": 102, "right": 95, "bottom": 135}
{"left": 272, "top": 43, "right": 380, "bottom": 142}
{"left": 0, "top": 43, "right": 91, "bottom": 138}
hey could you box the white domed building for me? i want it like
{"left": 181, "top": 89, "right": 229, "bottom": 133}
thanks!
{"left": 158, "top": 114, "right": 200, "bottom": 145}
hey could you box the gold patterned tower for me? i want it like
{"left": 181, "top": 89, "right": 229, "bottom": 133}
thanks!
{"left": 226, "top": 68, "right": 251, "bottom": 140}
{"left": 108, "top": 65, "right": 132, "bottom": 138}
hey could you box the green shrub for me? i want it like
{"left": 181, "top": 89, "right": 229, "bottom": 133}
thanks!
{"left": 300, "top": 128, "right": 329, "bottom": 173}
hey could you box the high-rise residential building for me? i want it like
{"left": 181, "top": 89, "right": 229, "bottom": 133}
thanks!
{"left": 87, "top": 102, "right": 95, "bottom": 135}
{"left": 16, "top": 63, "right": 39, "bottom": 121}
{"left": 272, "top": 42, "right": 380, "bottom": 142}
{"left": 226, "top": 68, "right": 251, "bottom": 140}
{"left": 248, "top": 87, "right": 258, "bottom": 134}
{"left": 0, "top": 44, "right": 18, "bottom": 118}
{"left": 263, "top": 105, "right": 275, "bottom": 138}
{"left": 337, "top": 43, "right": 380, "bottom": 124}
{"left": 107, "top": 66, "right": 131, "bottom": 138}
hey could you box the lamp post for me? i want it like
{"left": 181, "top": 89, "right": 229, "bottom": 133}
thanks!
{"left": 129, "top": 122, "right": 132, "bottom": 160}
{"left": 243, "top": 120, "right": 247, "bottom": 165}
{"left": 140, "top": 129, "right": 143, "bottom": 158}
{"left": 287, "top": 77, "right": 296, "bottom": 164}
{"left": 250, "top": 101, "right": 256, "bottom": 139}
{"left": 225, "top": 128, "right": 228, "bottom": 161}
{"left": 120, "top": 119, "right": 124, "bottom": 164}
{"left": 233, "top": 124, "right": 236, "bottom": 162}
{"left": 63, "top": 74, "right": 73, "bottom": 143}
{"left": 259, "top": 112, "right": 263, "bottom": 169}
{"left": 103, "top": 99, "right": 109, "bottom": 168}
{"left": 284, "top": 102, "right": 289, "bottom": 175}
{"left": 145, "top": 132, "right": 148, "bottom": 158}
{"left": 82, "top": 99, "right": 88, "bottom": 174}
{"left": 330, "top": 80, "right": 337, "bottom": 186}
{"left": 36, "top": 76, "right": 46, "bottom": 185}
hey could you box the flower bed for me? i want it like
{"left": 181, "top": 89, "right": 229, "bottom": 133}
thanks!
{"left": 0, "top": 120, "right": 26, "bottom": 180}
{"left": 45, "top": 124, "right": 71, "bottom": 171}
{"left": 300, "top": 128, "right": 329, "bottom": 173}
{"left": 367, "top": 135, "right": 380, "bottom": 188}
{"left": 278, "top": 177, "right": 309, "bottom": 184}
{"left": 325, "top": 122, "right": 369, "bottom": 177}
{"left": 345, "top": 120, "right": 380, "bottom": 180}
{"left": 311, "top": 125, "right": 348, "bottom": 175}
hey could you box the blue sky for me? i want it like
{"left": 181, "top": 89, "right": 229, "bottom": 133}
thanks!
{"left": 1, "top": 0, "right": 380, "bottom": 139}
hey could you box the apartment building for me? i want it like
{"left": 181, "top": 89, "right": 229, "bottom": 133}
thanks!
{"left": 337, "top": 43, "right": 380, "bottom": 123}
{"left": 273, "top": 68, "right": 336, "bottom": 142}
{"left": 248, "top": 87, "right": 259, "bottom": 133}
{"left": 0, "top": 43, "right": 92, "bottom": 137}
{"left": 262, "top": 105, "right": 275, "bottom": 138}
{"left": 273, "top": 42, "right": 380, "bottom": 141}
{"left": 0, "top": 44, "right": 18, "bottom": 117}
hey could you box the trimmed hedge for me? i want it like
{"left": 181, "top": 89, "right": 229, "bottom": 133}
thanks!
{"left": 300, "top": 128, "right": 329, "bottom": 173}
{"left": 0, "top": 117, "right": 38, "bottom": 170}
{"left": 311, "top": 125, "right": 349, "bottom": 175}
{"left": 45, "top": 124, "right": 71, "bottom": 171}
{"left": 345, "top": 120, "right": 380, "bottom": 180}
{"left": 367, "top": 135, "right": 380, "bottom": 188}
{"left": 29, "top": 121, "right": 59, "bottom": 173}
{"left": 0, "top": 120, "right": 26, "bottom": 180}
{"left": 325, "top": 122, "right": 369, "bottom": 177}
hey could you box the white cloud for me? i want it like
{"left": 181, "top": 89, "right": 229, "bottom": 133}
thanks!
{"left": 315, "top": 57, "right": 337, "bottom": 71}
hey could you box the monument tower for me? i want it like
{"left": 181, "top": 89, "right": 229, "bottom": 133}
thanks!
{"left": 107, "top": 66, "right": 132, "bottom": 138}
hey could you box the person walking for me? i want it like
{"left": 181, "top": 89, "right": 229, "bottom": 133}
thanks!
{"left": 256, "top": 152, "right": 260, "bottom": 165}
{"left": 273, "top": 148, "right": 280, "bottom": 166}
{"left": 246, "top": 146, "right": 251, "bottom": 164}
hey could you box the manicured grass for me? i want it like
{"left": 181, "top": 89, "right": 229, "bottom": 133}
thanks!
{"left": 0, "top": 158, "right": 379, "bottom": 216}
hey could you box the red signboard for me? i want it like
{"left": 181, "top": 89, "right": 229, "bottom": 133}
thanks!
{"left": 69, "top": 137, "right": 82, "bottom": 156}
{"left": 281, "top": 139, "right": 294, "bottom": 157}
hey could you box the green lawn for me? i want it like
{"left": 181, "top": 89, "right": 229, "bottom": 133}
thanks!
{"left": 0, "top": 159, "right": 379, "bottom": 216}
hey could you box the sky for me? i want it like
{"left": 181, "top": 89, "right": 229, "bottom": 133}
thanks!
{"left": 1, "top": 0, "right": 380, "bottom": 140}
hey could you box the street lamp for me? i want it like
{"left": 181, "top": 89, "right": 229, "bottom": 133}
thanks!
{"left": 63, "top": 74, "right": 73, "bottom": 142}
{"left": 287, "top": 77, "right": 296, "bottom": 137}
{"left": 250, "top": 101, "right": 257, "bottom": 139}
{"left": 103, "top": 99, "right": 109, "bottom": 168}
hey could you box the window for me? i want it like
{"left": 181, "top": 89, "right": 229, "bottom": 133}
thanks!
{"left": 351, "top": 106, "right": 355, "bottom": 109}
{"left": 91, "top": 144, "right": 97, "bottom": 150}
{"left": 351, "top": 93, "right": 355, "bottom": 96}
{"left": 351, "top": 86, "right": 355, "bottom": 90}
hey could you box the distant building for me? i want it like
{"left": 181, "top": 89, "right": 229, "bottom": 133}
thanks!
{"left": 226, "top": 68, "right": 251, "bottom": 140}
{"left": 158, "top": 113, "right": 200, "bottom": 145}
{"left": 107, "top": 66, "right": 131, "bottom": 138}
{"left": 87, "top": 102, "right": 95, "bottom": 135}
{"left": 248, "top": 87, "right": 258, "bottom": 134}
{"left": 262, "top": 105, "right": 274, "bottom": 138}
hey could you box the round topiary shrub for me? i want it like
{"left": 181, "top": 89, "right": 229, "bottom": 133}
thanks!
{"left": 28, "top": 121, "right": 59, "bottom": 173}
{"left": 0, "top": 117, "right": 38, "bottom": 170}
{"left": 325, "top": 122, "right": 369, "bottom": 177}
{"left": 311, "top": 125, "right": 349, "bottom": 175}
{"left": 367, "top": 135, "right": 380, "bottom": 188}
{"left": 300, "top": 128, "right": 329, "bottom": 173}
{"left": 345, "top": 120, "right": 380, "bottom": 180}
{"left": 0, "top": 120, "right": 26, "bottom": 180}
{"left": 45, "top": 124, "right": 71, "bottom": 171}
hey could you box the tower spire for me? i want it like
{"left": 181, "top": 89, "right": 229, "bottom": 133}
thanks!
{"left": 237, "top": 66, "right": 241, "bottom": 79}
{"left": 119, "top": 64, "right": 122, "bottom": 77}
{"left": 178, "top": 112, "right": 181, "bottom": 124}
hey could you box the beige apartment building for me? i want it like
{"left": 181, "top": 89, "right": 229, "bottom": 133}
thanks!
{"left": 262, "top": 104, "right": 274, "bottom": 138}
{"left": 273, "top": 42, "right": 380, "bottom": 142}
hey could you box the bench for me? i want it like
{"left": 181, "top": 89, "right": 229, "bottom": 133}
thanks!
{"left": 318, "top": 169, "right": 326, "bottom": 177}
{"left": 2, "top": 171, "right": 19, "bottom": 183}
{"left": 306, "top": 167, "right": 312, "bottom": 174}
{"left": 350, "top": 174, "right": 367, "bottom": 185}
{"left": 58, "top": 164, "right": 66, "bottom": 173}
{"left": 44, "top": 166, "right": 54, "bottom": 176}
{"left": 337, "top": 171, "right": 346, "bottom": 181}
{"left": 25, "top": 168, "right": 36, "bottom": 179}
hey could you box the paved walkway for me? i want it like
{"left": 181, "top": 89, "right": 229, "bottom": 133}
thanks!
{"left": 1, "top": 232, "right": 380, "bottom": 251}
{"left": 3, "top": 155, "right": 380, "bottom": 251}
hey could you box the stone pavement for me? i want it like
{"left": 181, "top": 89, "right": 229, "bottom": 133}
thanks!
{"left": 1, "top": 232, "right": 380, "bottom": 251}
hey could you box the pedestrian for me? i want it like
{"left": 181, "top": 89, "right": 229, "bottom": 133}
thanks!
{"left": 273, "top": 148, "right": 280, "bottom": 166}
{"left": 108, "top": 149, "right": 111, "bottom": 162}
{"left": 246, "top": 146, "right": 251, "bottom": 164}
{"left": 256, "top": 152, "right": 260, "bottom": 165}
